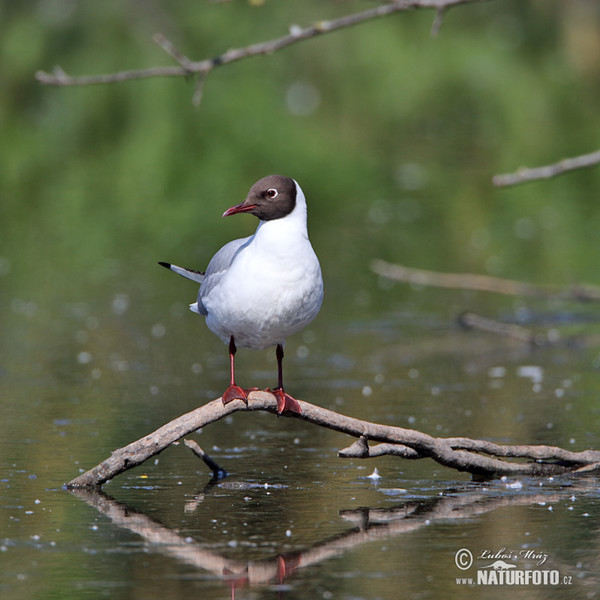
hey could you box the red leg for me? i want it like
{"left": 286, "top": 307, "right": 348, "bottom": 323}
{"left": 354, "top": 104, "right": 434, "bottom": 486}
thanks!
{"left": 221, "top": 336, "right": 248, "bottom": 405}
{"left": 269, "top": 344, "right": 302, "bottom": 414}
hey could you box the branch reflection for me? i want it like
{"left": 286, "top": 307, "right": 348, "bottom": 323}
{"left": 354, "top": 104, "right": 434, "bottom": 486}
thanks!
{"left": 70, "top": 480, "right": 596, "bottom": 596}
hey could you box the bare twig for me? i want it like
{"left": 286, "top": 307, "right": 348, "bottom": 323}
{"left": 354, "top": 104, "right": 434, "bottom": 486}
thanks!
{"left": 457, "top": 311, "right": 547, "bottom": 346}
{"left": 183, "top": 438, "right": 228, "bottom": 479}
{"left": 192, "top": 73, "right": 207, "bottom": 107}
{"left": 493, "top": 149, "right": 600, "bottom": 187}
{"left": 152, "top": 33, "right": 194, "bottom": 71}
{"left": 36, "top": 0, "right": 483, "bottom": 98}
{"left": 66, "top": 391, "right": 600, "bottom": 488}
{"left": 371, "top": 259, "right": 600, "bottom": 301}
{"left": 430, "top": 6, "right": 447, "bottom": 36}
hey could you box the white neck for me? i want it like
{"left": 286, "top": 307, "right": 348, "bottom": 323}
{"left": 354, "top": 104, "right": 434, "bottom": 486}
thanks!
{"left": 253, "top": 180, "right": 309, "bottom": 245}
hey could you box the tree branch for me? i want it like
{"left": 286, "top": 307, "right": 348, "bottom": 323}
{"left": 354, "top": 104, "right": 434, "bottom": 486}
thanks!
{"left": 493, "top": 149, "right": 600, "bottom": 187}
{"left": 36, "top": 0, "right": 483, "bottom": 103}
{"left": 457, "top": 311, "right": 547, "bottom": 345}
{"left": 66, "top": 391, "right": 600, "bottom": 488}
{"left": 371, "top": 259, "right": 600, "bottom": 301}
{"left": 183, "top": 438, "right": 228, "bottom": 479}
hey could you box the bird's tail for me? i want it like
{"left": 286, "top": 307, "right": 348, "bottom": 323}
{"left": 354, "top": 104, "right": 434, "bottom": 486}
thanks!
{"left": 158, "top": 261, "right": 205, "bottom": 284}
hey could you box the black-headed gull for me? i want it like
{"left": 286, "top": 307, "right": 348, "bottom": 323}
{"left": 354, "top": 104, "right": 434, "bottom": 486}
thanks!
{"left": 159, "top": 175, "right": 323, "bottom": 414}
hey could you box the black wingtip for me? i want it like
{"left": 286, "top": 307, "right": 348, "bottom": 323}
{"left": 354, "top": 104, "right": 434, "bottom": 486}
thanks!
{"left": 158, "top": 261, "right": 172, "bottom": 270}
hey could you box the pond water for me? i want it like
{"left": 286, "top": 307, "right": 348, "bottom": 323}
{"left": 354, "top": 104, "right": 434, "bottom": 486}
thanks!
{"left": 4, "top": 2, "right": 600, "bottom": 598}
{"left": 3, "top": 278, "right": 600, "bottom": 600}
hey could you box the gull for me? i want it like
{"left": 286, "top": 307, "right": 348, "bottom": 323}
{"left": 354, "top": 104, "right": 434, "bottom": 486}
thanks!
{"left": 159, "top": 175, "right": 323, "bottom": 414}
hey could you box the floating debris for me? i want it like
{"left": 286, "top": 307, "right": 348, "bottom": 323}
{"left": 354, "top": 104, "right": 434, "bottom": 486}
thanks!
{"left": 367, "top": 468, "right": 381, "bottom": 481}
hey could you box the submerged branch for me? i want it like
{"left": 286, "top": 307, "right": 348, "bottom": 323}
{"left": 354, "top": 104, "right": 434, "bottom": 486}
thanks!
{"left": 183, "top": 438, "right": 228, "bottom": 479}
{"left": 67, "top": 391, "right": 600, "bottom": 488}
{"left": 457, "top": 311, "right": 547, "bottom": 346}
{"left": 371, "top": 259, "right": 600, "bottom": 301}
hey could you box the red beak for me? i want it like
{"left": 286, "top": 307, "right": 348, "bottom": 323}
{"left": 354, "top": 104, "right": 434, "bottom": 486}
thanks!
{"left": 222, "top": 202, "right": 257, "bottom": 218}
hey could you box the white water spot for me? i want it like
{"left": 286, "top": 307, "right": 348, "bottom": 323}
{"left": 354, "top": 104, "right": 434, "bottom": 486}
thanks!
{"left": 77, "top": 351, "right": 93, "bottom": 365}
{"left": 517, "top": 365, "right": 544, "bottom": 384}
{"left": 191, "top": 363, "right": 203, "bottom": 374}
{"left": 408, "top": 368, "right": 419, "bottom": 379}
{"left": 488, "top": 366, "right": 506, "bottom": 378}
{"left": 367, "top": 468, "right": 381, "bottom": 481}
{"left": 110, "top": 354, "right": 129, "bottom": 372}
{"left": 296, "top": 345, "right": 309, "bottom": 359}
{"left": 505, "top": 480, "right": 523, "bottom": 490}
{"left": 111, "top": 293, "right": 129, "bottom": 316}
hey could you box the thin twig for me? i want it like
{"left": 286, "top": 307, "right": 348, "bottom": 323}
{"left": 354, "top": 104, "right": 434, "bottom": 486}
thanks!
{"left": 457, "top": 311, "right": 547, "bottom": 346}
{"left": 192, "top": 73, "right": 207, "bottom": 107}
{"left": 493, "top": 149, "right": 600, "bottom": 187}
{"left": 430, "top": 6, "right": 446, "bottom": 36}
{"left": 36, "top": 0, "right": 483, "bottom": 94}
{"left": 371, "top": 259, "right": 600, "bottom": 301}
{"left": 183, "top": 439, "right": 228, "bottom": 479}
{"left": 66, "top": 391, "right": 600, "bottom": 488}
{"left": 152, "top": 33, "right": 194, "bottom": 70}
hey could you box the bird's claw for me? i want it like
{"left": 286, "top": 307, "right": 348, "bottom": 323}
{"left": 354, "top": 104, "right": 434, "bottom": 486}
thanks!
{"left": 221, "top": 385, "right": 248, "bottom": 405}
{"left": 221, "top": 386, "right": 262, "bottom": 406}
{"left": 268, "top": 388, "right": 302, "bottom": 415}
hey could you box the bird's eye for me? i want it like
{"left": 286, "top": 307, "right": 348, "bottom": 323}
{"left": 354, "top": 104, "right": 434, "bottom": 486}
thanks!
{"left": 266, "top": 188, "right": 278, "bottom": 199}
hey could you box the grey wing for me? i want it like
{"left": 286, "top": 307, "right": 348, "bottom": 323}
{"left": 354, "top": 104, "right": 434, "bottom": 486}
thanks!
{"left": 194, "top": 236, "right": 252, "bottom": 315}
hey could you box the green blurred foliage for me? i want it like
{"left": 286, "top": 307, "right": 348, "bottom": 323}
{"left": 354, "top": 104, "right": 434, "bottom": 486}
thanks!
{"left": 2, "top": 1, "right": 600, "bottom": 408}
{"left": 3, "top": 6, "right": 600, "bottom": 595}
{"left": 2, "top": 0, "right": 600, "bottom": 302}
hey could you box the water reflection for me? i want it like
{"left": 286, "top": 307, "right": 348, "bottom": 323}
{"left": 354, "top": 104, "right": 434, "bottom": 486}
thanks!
{"left": 70, "top": 478, "right": 598, "bottom": 597}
